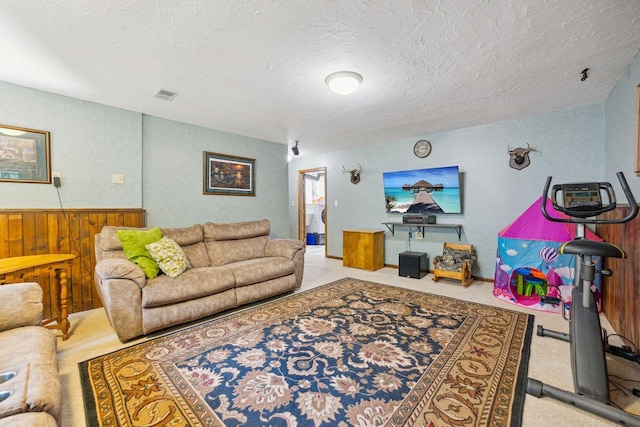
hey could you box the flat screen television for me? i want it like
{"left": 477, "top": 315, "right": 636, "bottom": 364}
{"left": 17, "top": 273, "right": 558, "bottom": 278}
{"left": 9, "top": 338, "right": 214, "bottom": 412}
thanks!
{"left": 383, "top": 165, "right": 461, "bottom": 214}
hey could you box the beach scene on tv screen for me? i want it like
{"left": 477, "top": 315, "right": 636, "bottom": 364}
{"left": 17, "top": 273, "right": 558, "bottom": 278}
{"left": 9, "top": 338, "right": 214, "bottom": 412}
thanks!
{"left": 383, "top": 165, "right": 461, "bottom": 214}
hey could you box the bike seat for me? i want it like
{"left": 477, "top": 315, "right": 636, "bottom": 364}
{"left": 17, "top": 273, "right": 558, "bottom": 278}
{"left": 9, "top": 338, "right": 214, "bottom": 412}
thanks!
{"left": 559, "top": 239, "right": 625, "bottom": 258}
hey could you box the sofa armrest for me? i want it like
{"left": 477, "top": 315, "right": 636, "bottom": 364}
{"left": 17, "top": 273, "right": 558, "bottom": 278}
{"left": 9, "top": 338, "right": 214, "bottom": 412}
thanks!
{"left": 95, "top": 258, "right": 147, "bottom": 289}
{"left": 265, "top": 239, "right": 305, "bottom": 260}
{"left": 0, "top": 282, "right": 43, "bottom": 332}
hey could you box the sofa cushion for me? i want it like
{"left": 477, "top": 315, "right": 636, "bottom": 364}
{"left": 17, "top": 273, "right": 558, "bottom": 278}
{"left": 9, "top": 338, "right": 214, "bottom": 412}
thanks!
{"left": 0, "top": 327, "right": 57, "bottom": 371}
{"left": 142, "top": 289, "right": 237, "bottom": 335}
{"left": 265, "top": 239, "right": 305, "bottom": 259}
{"left": 227, "top": 257, "right": 295, "bottom": 287}
{"left": 95, "top": 258, "right": 147, "bottom": 289}
{"left": 160, "top": 224, "right": 203, "bottom": 246}
{"left": 1, "top": 412, "right": 58, "bottom": 427}
{"left": 0, "top": 362, "right": 61, "bottom": 424}
{"left": 203, "top": 219, "right": 270, "bottom": 241}
{"left": 161, "top": 225, "right": 209, "bottom": 268}
{"left": 146, "top": 237, "right": 191, "bottom": 278}
{"left": 117, "top": 228, "right": 163, "bottom": 279}
{"left": 0, "top": 283, "right": 42, "bottom": 332}
{"left": 236, "top": 275, "right": 297, "bottom": 306}
{"left": 206, "top": 236, "right": 269, "bottom": 267}
{"left": 141, "top": 266, "right": 236, "bottom": 308}
{"left": 181, "top": 242, "right": 210, "bottom": 269}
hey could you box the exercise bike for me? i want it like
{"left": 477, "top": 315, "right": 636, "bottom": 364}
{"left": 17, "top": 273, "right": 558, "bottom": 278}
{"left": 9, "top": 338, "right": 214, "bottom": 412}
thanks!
{"left": 526, "top": 172, "right": 640, "bottom": 426}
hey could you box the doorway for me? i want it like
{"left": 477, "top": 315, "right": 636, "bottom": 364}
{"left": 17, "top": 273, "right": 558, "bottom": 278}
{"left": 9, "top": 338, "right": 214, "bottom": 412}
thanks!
{"left": 298, "top": 167, "right": 327, "bottom": 257}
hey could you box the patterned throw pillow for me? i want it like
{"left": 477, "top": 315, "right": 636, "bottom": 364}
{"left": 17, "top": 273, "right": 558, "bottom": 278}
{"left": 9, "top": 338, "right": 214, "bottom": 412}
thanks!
{"left": 146, "top": 237, "right": 191, "bottom": 278}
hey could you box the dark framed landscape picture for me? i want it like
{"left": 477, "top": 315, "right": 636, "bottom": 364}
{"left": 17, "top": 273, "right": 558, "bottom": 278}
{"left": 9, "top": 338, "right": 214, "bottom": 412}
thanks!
{"left": 0, "top": 124, "right": 51, "bottom": 184}
{"left": 203, "top": 151, "right": 255, "bottom": 196}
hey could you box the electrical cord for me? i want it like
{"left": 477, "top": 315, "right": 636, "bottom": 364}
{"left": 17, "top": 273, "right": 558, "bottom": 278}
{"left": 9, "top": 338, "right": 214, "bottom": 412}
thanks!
{"left": 405, "top": 230, "right": 412, "bottom": 252}
{"left": 604, "top": 331, "right": 640, "bottom": 364}
{"left": 609, "top": 374, "right": 640, "bottom": 398}
{"left": 55, "top": 186, "right": 93, "bottom": 278}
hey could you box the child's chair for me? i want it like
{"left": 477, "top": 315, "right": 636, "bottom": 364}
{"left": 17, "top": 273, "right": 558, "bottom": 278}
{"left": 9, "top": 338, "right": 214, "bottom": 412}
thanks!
{"left": 432, "top": 242, "right": 475, "bottom": 286}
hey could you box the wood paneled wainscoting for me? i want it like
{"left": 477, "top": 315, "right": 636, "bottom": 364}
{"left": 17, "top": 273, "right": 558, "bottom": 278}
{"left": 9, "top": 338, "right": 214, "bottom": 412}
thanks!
{"left": 596, "top": 205, "right": 639, "bottom": 351}
{"left": 0, "top": 209, "right": 145, "bottom": 317}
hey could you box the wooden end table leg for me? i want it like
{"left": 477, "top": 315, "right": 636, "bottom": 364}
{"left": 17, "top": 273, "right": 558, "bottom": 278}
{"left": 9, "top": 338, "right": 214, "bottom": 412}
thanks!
{"left": 57, "top": 268, "right": 70, "bottom": 340}
{"left": 43, "top": 266, "right": 71, "bottom": 340}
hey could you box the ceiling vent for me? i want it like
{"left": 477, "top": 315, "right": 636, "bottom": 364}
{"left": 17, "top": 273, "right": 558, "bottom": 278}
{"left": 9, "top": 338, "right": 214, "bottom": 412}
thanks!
{"left": 153, "top": 89, "right": 178, "bottom": 101}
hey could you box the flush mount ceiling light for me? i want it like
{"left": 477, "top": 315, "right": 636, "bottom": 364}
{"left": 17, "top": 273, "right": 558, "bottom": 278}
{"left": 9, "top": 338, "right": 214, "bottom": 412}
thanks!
{"left": 325, "top": 71, "right": 363, "bottom": 95}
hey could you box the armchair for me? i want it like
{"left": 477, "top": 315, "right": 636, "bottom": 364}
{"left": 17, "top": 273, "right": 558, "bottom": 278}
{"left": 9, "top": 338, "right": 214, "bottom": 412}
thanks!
{"left": 432, "top": 242, "right": 475, "bottom": 286}
{"left": 0, "top": 283, "right": 61, "bottom": 426}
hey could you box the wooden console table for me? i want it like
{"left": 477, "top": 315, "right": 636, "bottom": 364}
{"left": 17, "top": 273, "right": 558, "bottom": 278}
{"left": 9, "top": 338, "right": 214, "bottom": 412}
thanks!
{"left": 382, "top": 222, "right": 463, "bottom": 240}
{"left": 0, "top": 254, "right": 75, "bottom": 340}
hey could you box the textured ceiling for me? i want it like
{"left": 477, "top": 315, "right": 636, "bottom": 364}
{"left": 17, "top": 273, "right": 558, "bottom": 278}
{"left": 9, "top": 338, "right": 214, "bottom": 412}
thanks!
{"left": 1, "top": 1, "right": 639, "bottom": 156}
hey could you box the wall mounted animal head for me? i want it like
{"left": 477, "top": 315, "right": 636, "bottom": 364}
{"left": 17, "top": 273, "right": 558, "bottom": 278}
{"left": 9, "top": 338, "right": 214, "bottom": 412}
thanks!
{"left": 507, "top": 144, "right": 533, "bottom": 170}
{"left": 343, "top": 164, "right": 362, "bottom": 184}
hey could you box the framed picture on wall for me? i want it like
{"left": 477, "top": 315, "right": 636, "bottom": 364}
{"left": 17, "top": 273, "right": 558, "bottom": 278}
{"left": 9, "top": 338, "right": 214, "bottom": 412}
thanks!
{"left": 203, "top": 151, "right": 255, "bottom": 196}
{"left": 635, "top": 85, "right": 640, "bottom": 176}
{"left": 0, "top": 124, "right": 51, "bottom": 184}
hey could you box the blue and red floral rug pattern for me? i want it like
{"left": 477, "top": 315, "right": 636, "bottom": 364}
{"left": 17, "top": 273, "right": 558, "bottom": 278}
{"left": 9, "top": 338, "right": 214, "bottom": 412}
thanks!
{"left": 80, "top": 278, "right": 533, "bottom": 426}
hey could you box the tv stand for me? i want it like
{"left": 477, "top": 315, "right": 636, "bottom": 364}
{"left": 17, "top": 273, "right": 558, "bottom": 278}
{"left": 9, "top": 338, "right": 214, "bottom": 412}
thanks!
{"left": 382, "top": 222, "right": 463, "bottom": 240}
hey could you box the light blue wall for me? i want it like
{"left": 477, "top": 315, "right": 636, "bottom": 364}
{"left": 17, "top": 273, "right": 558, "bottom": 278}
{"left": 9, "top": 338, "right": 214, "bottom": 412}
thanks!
{"left": 142, "top": 115, "right": 290, "bottom": 237}
{"left": 288, "top": 104, "right": 605, "bottom": 279}
{"left": 4, "top": 71, "right": 634, "bottom": 280}
{"left": 0, "top": 82, "right": 290, "bottom": 238}
{"left": 605, "top": 49, "right": 640, "bottom": 198}
{"left": 0, "top": 81, "right": 142, "bottom": 208}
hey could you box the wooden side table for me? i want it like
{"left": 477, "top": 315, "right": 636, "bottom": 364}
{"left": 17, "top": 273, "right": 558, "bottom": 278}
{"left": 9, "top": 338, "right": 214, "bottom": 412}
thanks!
{"left": 342, "top": 229, "right": 385, "bottom": 271}
{"left": 0, "top": 254, "right": 75, "bottom": 340}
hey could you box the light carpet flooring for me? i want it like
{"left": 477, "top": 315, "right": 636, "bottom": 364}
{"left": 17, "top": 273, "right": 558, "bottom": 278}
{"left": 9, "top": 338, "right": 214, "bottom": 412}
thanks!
{"left": 57, "top": 245, "right": 640, "bottom": 426}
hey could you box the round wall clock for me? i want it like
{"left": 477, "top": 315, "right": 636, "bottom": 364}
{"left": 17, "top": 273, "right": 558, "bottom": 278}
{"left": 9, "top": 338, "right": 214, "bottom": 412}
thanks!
{"left": 413, "top": 140, "right": 432, "bottom": 158}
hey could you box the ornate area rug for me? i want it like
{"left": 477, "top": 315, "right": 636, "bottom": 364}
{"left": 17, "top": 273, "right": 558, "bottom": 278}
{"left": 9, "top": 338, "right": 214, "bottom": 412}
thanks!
{"left": 80, "top": 278, "right": 534, "bottom": 426}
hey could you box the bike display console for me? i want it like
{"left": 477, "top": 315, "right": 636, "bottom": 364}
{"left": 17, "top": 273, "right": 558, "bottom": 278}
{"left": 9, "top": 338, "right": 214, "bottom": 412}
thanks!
{"left": 562, "top": 182, "right": 602, "bottom": 210}
{"left": 551, "top": 181, "right": 617, "bottom": 218}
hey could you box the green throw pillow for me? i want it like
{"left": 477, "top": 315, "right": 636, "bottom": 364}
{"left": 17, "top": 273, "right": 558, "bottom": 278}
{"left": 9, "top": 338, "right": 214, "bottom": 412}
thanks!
{"left": 117, "top": 228, "right": 163, "bottom": 279}
{"left": 146, "top": 236, "right": 191, "bottom": 278}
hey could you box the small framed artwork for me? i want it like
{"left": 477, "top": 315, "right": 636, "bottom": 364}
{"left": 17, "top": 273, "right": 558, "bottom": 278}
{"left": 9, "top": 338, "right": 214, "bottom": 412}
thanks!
{"left": 203, "top": 151, "right": 255, "bottom": 196}
{"left": 635, "top": 85, "right": 640, "bottom": 176}
{"left": 0, "top": 124, "right": 51, "bottom": 183}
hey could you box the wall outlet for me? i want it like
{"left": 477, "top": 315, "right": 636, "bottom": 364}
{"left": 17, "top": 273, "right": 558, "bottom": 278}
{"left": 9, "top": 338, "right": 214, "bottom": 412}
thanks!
{"left": 112, "top": 173, "right": 125, "bottom": 184}
{"left": 52, "top": 172, "right": 61, "bottom": 178}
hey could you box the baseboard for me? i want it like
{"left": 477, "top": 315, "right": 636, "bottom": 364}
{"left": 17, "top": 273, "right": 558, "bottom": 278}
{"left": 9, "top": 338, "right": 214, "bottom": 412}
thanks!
{"left": 327, "top": 255, "right": 492, "bottom": 282}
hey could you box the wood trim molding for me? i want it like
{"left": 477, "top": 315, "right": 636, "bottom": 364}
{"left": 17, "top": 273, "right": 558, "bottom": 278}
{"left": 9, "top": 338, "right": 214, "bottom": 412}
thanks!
{"left": 0, "top": 208, "right": 145, "bottom": 314}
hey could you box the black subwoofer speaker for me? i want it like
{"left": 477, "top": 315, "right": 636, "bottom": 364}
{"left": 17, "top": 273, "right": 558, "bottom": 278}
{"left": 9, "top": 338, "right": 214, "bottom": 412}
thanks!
{"left": 399, "top": 251, "right": 428, "bottom": 279}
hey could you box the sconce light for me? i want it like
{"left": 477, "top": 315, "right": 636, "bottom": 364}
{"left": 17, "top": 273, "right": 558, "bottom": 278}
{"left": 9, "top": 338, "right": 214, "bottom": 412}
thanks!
{"left": 291, "top": 141, "right": 300, "bottom": 156}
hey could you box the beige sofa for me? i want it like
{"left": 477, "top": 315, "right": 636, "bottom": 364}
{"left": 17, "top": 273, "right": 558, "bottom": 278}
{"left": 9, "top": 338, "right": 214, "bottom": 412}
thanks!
{"left": 94, "top": 219, "right": 305, "bottom": 342}
{"left": 0, "top": 283, "right": 61, "bottom": 426}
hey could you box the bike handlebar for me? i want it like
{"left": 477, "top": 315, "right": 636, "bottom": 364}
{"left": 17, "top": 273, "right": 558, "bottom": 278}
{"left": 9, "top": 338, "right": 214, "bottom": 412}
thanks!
{"left": 541, "top": 172, "right": 638, "bottom": 224}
